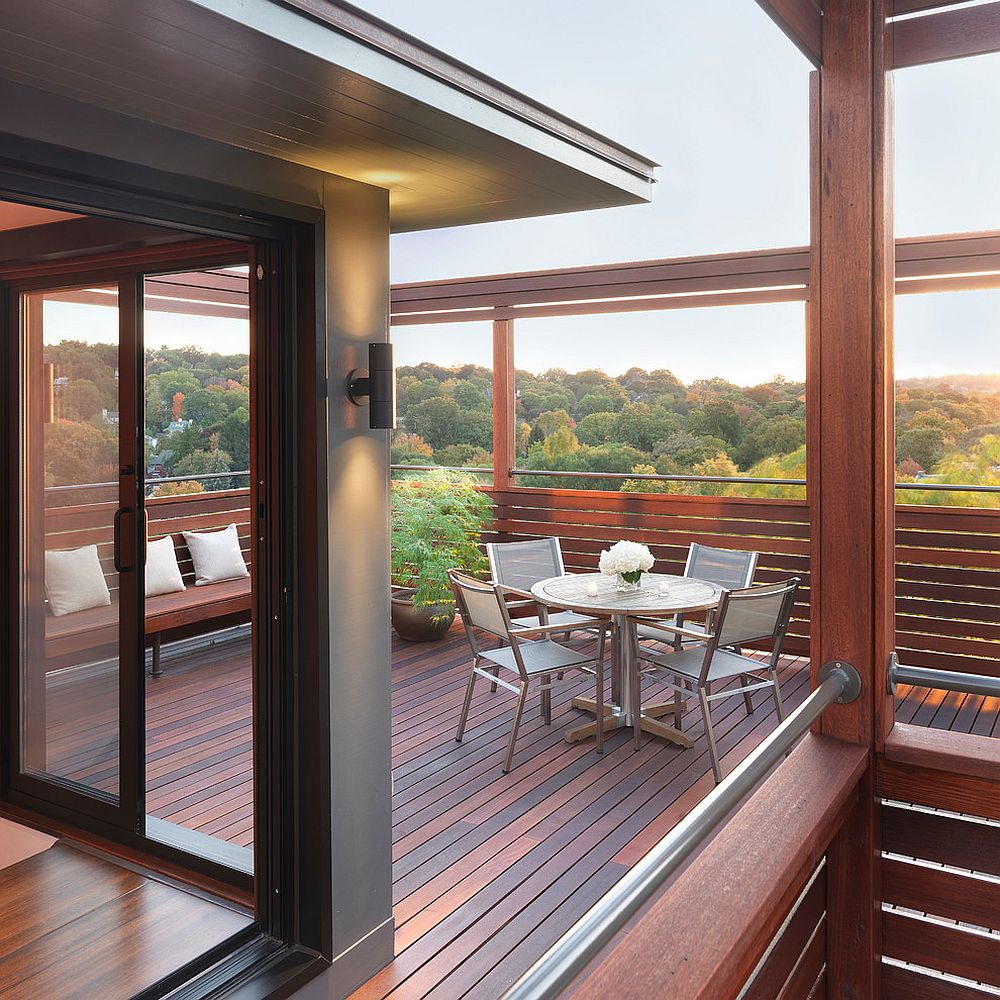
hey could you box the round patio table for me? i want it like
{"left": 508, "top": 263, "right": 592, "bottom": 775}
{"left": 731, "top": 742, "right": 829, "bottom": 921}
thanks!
{"left": 530, "top": 572, "right": 723, "bottom": 748}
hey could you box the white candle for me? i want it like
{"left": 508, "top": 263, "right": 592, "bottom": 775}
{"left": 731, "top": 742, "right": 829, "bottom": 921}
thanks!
{"left": 586, "top": 580, "right": 599, "bottom": 597}
{"left": 658, "top": 580, "right": 670, "bottom": 595}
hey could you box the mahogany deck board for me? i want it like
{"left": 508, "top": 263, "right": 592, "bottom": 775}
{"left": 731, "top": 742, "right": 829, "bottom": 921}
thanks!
{"left": 45, "top": 634, "right": 255, "bottom": 848}
{"left": 38, "top": 619, "right": 999, "bottom": 996}
{"left": 363, "top": 627, "right": 997, "bottom": 998}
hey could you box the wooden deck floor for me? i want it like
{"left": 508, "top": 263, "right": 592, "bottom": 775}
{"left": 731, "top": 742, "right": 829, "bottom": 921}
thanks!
{"left": 356, "top": 629, "right": 803, "bottom": 999}
{"left": 46, "top": 630, "right": 254, "bottom": 849}
{"left": 43, "top": 620, "right": 1000, "bottom": 994}
{"left": 895, "top": 675, "right": 1000, "bottom": 737}
{"left": 352, "top": 625, "right": 1000, "bottom": 999}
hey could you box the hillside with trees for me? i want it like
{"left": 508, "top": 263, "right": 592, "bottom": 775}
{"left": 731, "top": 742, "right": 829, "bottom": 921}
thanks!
{"left": 394, "top": 362, "right": 1000, "bottom": 504}
{"left": 44, "top": 340, "right": 250, "bottom": 496}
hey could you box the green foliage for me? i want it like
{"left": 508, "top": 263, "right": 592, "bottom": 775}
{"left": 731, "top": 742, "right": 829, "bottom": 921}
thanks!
{"left": 220, "top": 408, "right": 251, "bottom": 471}
{"left": 44, "top": 420, "right": 117, "bottom": 488}
{"left": 393, "top": 360, "right": 1000, "bottom": 505}
{"left": 61, "top": 379, "right": 104, "bottom": 421}
{"left": 174, "top": 447, "right": 234, "bottom": 490}
{"left": 390, "top": 471, "right": 492, "bottom": 611}
{"left": 184, "top": 388, "right": 231, "bottom": 428}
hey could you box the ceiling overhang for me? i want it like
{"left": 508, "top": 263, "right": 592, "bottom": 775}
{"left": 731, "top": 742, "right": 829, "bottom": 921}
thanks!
{"left": 0, "top": 0, "right": 657, "bottom": 232}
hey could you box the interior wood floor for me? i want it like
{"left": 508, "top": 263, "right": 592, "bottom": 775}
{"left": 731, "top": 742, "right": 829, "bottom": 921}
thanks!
{"left": 0, "top": 840, "right": 251, "bottom": 999}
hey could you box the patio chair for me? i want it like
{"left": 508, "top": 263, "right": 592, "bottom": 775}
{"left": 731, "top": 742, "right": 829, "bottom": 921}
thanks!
{"left": 486, "top": 537, "right": 596, "bottom": 634}
{"left": 634, "top": 578, "right": 800, "bottom": 783}
{"left": 449, "top": 569, "right": 610, "bottom": 773}
{"left": 636, "top": 542, "right": 758, "bottom": 648}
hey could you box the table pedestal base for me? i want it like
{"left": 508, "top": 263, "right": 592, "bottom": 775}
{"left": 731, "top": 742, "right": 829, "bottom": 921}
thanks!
{"left": 565, "top": 696, "right": 693, "bottom": 749}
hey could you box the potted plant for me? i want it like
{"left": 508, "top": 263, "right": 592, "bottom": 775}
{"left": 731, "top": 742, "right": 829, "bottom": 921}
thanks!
{"left": 390, "top": 470, "right": 492, "bottom": 641}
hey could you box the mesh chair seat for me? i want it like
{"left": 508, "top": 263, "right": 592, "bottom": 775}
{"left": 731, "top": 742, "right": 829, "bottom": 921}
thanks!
{"left": 641, "top": 645, "right": 764, "bottom": 684}
{"left": 481, "top": 639, "right": 597, "bottom": 676}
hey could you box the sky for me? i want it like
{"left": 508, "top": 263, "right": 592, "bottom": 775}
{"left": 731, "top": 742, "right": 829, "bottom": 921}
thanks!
{"left": 359, "top": 0, "right": 1000, "bottom": 385}
{"left": 42, "top": 298, "right": 250, "bottom": 356}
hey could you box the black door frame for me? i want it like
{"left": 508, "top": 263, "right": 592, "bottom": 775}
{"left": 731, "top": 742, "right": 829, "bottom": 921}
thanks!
{"left": 0, "top": 151, "right": 332, "bottom": 988}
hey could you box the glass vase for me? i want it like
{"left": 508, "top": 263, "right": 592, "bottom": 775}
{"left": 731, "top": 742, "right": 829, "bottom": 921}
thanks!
{"left": 616, "top": 570, "right": 643, "bottom": 592}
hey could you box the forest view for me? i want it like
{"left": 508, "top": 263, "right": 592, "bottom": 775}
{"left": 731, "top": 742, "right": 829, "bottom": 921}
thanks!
{"left": 393, "top": 362, "right": 1000, "bottom": 505}
{"left": 44, "top": 339, "right": 250, "bottom": 496}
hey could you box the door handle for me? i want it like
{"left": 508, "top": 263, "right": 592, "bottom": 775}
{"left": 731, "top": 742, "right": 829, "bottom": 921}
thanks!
{"left": 113, "top": 506, "right": 134, "bottom": 573}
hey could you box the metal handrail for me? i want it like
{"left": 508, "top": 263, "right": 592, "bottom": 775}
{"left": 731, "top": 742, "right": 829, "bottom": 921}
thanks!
{"left": 887, "top": 652, "right": 1000, "bottom": 699}
{"left": 391, "top": 463, "right": 1000, "bottom": 494}
{"left": 502, "top": 660, "right": 862, "bottom": 1000}
{"left": 510, "top": 468, "right": 802, "bottom": 486}
{"left": 511, "top": 467, "right": 1000, "bottom": 493}
{"left": 388, "top": 464, "right": 492, "bottom": 474}
{"left": 45, "top": 470, "right": 252, "bottom": 493}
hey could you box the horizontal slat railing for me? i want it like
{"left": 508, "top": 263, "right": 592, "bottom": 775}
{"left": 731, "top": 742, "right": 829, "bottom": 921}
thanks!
{"left": 390, "top": 470, "right": 1000, "bottom": 677}
{"left": 488, "top": 487, "right": 812, "bottom": 655}
{"left": 44, "top": 487, "right": 253, "bottom": 597}
{"left": 482, "top": 486, "right": 1000, "bottom": 677}
{"left": 895, "top": 504, "right": 1000, "bottom": 678}
{"left": 878, "top": 738, "right": 1000, "bottom": 998}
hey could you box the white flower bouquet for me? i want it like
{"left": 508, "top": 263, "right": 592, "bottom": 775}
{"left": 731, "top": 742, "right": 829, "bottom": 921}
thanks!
{"left": 598, "top": 540, "right": 654, "bottom": 591}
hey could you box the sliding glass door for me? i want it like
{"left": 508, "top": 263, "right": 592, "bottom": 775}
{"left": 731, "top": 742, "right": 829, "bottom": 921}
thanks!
{"left": 11, "top": 275, "right": 142, "bottom": 825}
{"left": 5, "top": 248, "right": 258, "bottom": 886}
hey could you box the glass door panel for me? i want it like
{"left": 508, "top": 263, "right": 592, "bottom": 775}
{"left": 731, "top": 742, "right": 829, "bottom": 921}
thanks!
{"left": 18, "top": 282, "right": 136, "bottom": 805}
{"left": 141, "top": 262, "right": 255, "bottom": 873}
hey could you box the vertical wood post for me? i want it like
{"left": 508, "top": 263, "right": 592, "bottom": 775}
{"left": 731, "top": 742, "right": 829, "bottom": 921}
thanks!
{"left": 813, "top": 1, "right": 895, "bottom": 995}
{"left": 492, "top": 316, "right": 515, "bottom": 491}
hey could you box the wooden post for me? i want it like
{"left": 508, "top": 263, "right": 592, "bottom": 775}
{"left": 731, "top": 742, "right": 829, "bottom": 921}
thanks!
{"left": 812, "top": 1, "right": 895, "bottom": 995}
{"left": 492, "top": 316, "right": 515, "bottom": 491}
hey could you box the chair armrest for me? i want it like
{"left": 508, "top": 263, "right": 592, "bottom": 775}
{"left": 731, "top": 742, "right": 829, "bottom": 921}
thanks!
{"left": 503, "top": 598, "right": 538, "bottom": 610}
{"left": 494, "top": 583, "right": 536, "bottom": 601}
{"left": 633, "top": 617, "right": 714, "bottom": 642}
{"left": 513, "top": 617, "right": 610, "bottom": 640}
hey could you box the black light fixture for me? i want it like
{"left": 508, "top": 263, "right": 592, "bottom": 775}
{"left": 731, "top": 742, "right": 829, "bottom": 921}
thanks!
{"left": 348, "top": 341, "right": 397, "bottom": 429}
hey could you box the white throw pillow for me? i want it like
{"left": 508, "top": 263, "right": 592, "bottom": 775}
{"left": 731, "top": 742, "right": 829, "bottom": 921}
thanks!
{"left": 145, "top": 535, "right": 186, "bottom": 598}
{"left": 45, "top": 544, "right": 112, "bottom": 617}
{"left": 181, "top": 523, "right": 249, "bottom": 586}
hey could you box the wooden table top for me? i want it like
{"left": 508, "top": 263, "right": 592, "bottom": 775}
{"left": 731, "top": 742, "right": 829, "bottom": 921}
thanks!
{"left": 531, "top": 572, "right": 722, "bottom": 618}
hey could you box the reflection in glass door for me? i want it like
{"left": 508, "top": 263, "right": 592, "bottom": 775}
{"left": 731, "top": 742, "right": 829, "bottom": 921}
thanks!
{"left": 18, "top": 281, "right": 139, "bottom": 809}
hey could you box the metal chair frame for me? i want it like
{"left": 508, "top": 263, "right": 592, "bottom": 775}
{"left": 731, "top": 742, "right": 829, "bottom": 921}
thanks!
{"left": 449, "top": 569, "right": 611, "bottom": 773}
{"left": 635, "top": 578, "right": 801, "bottom": 783}
{"left": 637, "top": 542, "right": 759, "bottom": 650}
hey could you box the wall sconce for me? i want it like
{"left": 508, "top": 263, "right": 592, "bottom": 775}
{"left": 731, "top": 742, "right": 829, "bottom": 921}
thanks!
{"left": 348, "top": 342, "right": 397, "bottom": 429}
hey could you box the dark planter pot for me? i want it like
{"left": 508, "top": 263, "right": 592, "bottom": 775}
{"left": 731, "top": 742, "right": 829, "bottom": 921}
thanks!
{"left": 391, "top": 589, "right": 455, "bottom": 642}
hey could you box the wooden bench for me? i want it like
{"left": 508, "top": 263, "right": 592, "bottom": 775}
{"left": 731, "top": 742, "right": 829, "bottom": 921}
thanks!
{"left": 42, "top": 488, "right": 253, "bottom": 675}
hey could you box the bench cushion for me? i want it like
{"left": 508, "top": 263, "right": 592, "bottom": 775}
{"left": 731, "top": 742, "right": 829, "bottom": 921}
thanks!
{"left": 44, "top": 544, "right": 112, "bottom": 617}
{"left": 182, "top": 524, "right": 250, "bottom": 586}
{"left": 146, "top": 535, "right": 186, "bottom": 598}
{"left": 45, "top": 576, "right": 252, "bottom": 653}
